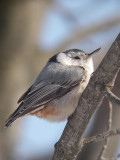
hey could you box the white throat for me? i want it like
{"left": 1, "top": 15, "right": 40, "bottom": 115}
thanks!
{"left": 85, "top": 57, "right": 94, "bottom": 75}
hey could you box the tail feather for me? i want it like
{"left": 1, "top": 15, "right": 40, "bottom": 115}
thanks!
{"left": 5, "top": 116, "right": 19, "bottom": 128}
{"left": 5, "top": 103, "right": 25, "bottom": 128}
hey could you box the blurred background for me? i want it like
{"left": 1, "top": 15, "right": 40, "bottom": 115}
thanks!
{"left": 0, "top": 0, "right": 120, "bottom": 160}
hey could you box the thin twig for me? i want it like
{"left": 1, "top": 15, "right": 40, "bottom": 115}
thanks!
{"left": 105, "top": 87, "right": 120, "bottom": 105}
{"left": 105, "top": 69, "right": 120, "bottom": 105}
{"left": 81, "top": 128, "right": 120, "bottom": 146}
{"left": 99, "top": 153, "right": 120, "bottom": 160}
{"left": 98, "top": 100, "right": 113, "bottom": 160}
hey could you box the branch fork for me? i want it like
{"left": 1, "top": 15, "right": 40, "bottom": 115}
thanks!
{"left": 105, "top": 86, "right": 120, "bottom": 105}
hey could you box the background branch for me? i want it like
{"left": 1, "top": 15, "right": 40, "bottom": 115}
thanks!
{"left": 97, "top": 100, "right": 113, "bottom": 160}
{"left": 82, "top": 127, "right": 120, "bottom": 146}
{"left": 47, "top": 15, "right": 120, "bottom": 55}
{"left": 52, "top": 33, "right": 120, "bottom": 160}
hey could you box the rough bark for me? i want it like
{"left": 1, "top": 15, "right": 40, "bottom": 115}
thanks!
{"left": 77, "top": 71, "right": 120, "bottom": 160}
{"left": 52, "top": 34, "right": 120, "bottom": 160}
{"left": 77, "top": 98, "right": 110, "bottom": 160}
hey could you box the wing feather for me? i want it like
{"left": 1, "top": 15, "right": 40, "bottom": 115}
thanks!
{"left": 5, "top": 62, "right": 85, "bottom": 127}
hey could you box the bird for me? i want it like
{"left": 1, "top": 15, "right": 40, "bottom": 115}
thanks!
{"left": 5, "top": 48, "right": 101, "bottom": 127}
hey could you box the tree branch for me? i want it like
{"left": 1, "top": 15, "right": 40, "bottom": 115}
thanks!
{"left": 81, "top": 128, "right": 120, "bottom": 146}
{"left": 52, "top": 33, "right": 120, "bottom": 160}
{"left": 97, "top": 100, "right": 113, "bottom": 160}
{"left": 105, "top": 86, "right": 120, "bottom": 105}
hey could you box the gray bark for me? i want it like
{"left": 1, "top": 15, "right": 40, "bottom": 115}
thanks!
{"left": 77, "top": 71, "right": 120, "bottom": 160}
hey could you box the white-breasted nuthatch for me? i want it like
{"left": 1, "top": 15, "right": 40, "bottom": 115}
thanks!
{"left": 5, "top": 48, "right": 101, "bottom": 127}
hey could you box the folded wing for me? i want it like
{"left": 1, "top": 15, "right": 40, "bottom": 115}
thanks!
{"left": 5, "top": 62, "right": 85, "bottom": 127}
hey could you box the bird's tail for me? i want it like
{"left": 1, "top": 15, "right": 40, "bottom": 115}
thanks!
{"left": 5, "top": 103, "right": 24, "bottom": 128}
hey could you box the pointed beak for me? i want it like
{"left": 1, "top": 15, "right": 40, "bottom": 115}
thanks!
{"left": 87, "top": 47, "right": 101, "bottom": 57}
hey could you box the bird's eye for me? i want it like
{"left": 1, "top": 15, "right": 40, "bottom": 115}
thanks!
{"left": 74, "top": 56, "right": 80, "bottom": 59}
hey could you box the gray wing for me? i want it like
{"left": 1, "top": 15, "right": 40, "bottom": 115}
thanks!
{"left": 5, "top": 62, "right": 85, "bottom": 127}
